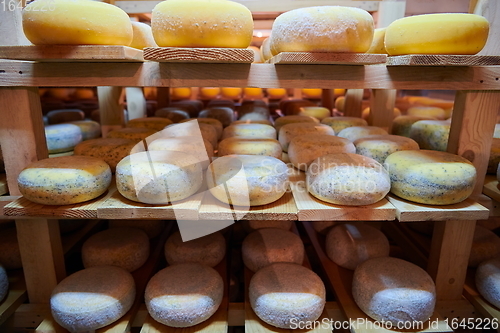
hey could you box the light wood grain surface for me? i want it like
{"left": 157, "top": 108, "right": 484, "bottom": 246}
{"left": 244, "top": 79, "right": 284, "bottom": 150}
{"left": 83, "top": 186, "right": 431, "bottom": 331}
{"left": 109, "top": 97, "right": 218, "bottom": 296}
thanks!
{"left": 268, "top": 52, "right": 387, "bottom": 65}
{"left": 387, "top": 55, "right": 500, "bottom": 66}
{"left": 144, "top": 47, "right": 254, "bottom": 63}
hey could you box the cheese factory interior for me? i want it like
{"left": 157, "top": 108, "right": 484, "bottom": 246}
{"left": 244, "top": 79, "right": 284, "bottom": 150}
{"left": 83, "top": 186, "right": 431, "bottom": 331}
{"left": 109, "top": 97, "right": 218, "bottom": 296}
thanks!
{"left": 1, "top": 0, "right": 500, "bottom": 332}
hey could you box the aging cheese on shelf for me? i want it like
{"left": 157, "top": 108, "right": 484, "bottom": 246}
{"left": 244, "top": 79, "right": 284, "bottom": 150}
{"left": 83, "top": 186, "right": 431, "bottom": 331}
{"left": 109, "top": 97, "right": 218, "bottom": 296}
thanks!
{"left": 164, "top": 231, "right": 226, "bottom": 268}
{"left": 222, "top": 123, "right": 276, "bottom": 140}
{"left": 469, "top": 226, "right": 500, "bottom": 267}
{"left": 476, "top": 257, "right": 500, "bottom": 309}
{"left": 45, "top": 124, "right": 83, "bottom": 154}
{"left": 279, "top": 123, "right": 334, "bottom": 152}
{"left": 409, "top": 120, "right": 450, "bottom": 151}
{"left": 130, "top": 21, "right": 158, "bottom": 49}
{"left": 68, "top": 120, "right": 101, "bottom": 140}
{"left": 384, "top": 150, "right": 476, "bottom": 205}
{"left": 354, "top": 134, "right": 419, "bottom": 165}
{"left": 298, "top": 106, "right": 331, "bottom": 120}
{"left": 151, "top": 0, "right": 254, "bottom": 48}
{"left": 18, "top": 156, "right": 111, "bottom": 205}
{"left": 274, "top": 115, "right": 319, "bottom": 133}
{"left": 180, "top": 118, "right": 224, "bottom": 139}
{"left": 337, "top": 126, "right": 388, "bottom": 142}
{"left": 155, "top": 108, "right": 191, "bottom": 123}
{"left": 107, "top": 127, "right": 157, "bottom": 141}
{"left": 23, "top": 0, "right": 133, "bottom": 46}
{"left": 407, "top": 106, "right": 447, "bottom": 120}
{"left": 366, "top": 27, "right": 387, "bottom": 54}
{"left": 199, "top": 107, "right": 235, "bottom": 128}
{"left": 218, "top": 137, "right": 282, "bottom": 159}
{"left": 127, "top": 117, "right": 173, "bottom": 131}
{"left": 391, "top": 115, "right": 436, "bottom": 137}
{"left": 321, "top": 116, "right": 368, "bottom": 134}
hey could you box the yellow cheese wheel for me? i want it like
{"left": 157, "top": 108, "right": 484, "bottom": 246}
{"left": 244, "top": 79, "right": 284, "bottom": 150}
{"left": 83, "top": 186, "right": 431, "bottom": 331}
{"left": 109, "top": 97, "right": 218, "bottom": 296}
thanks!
{"left": 301, "top": 89, "right": 322, "bottom": 99}
{"left": 243, "top": 88, "right": 264, "bottom": 100}
{"left": 279, "top": 123, "right": 335, "bottom": 152}
{"left": 409, "top": 120, "right": 450, "bottom": 151}
{"left": 366, "top": 28, "right": 387, "bottom": 54}
{"left": 218, "top": 137, "right": 282, "bottom": 159}
{"left": 222, "top": 123, "right": 276, "bottom": 140}
{"left": 68, "top": 120, "right": 101, "bottom": 140}
{"left": 270, "top": 6, "right": 374, "bottom": 54}
{"left": 407, "top": 106, "right": 447, "bottom": 120}
{"left": 130, "top": 22, "right": 158, "bottom": 49}
{"left": 385, "top": 150, "right": 476, "bottom": 205}
{"left": 354, "top": 134, "right": 420, "bottom": 164}
{"left": 200, "top": 87, "right": 221, "bottom": 100}
{"left": 221, "top": 87, "right": 242, "bottom": 100}
{"left": 385, "top": 13, "right": 489, "bottom": 56}
{"left": 171, "top": 88, "right": 192, "bottom": 100}
{"left": 151, "top": 0, "right": 253, "bottom": 48}
{"left": 335, "top": 96, "right": 345, "bottom": 112}
{"left": 127, "top": 117, "right": 173, "bottom": 131}
{"left": 321, "top": 116, "right": 368, "bottom": 133}
{"left": 274, "top": 115, "right": 319, "bottom": 133}
{"left": 298, "top": 106, "right": 331, "bottom": 120}
{"left": 23, "top": 0, "right": 133, "bottom": 46}
{"left": 266, "top": 88, "right": 287, "bottom": 100}
{"left": 73, "top": 88, "right": 95, "bottom": 100}
{"left": 391, "top": 115, "right": 436, "bottom": 137}
{"left": 260, "top": 37, "right": 273, "bottom": 62}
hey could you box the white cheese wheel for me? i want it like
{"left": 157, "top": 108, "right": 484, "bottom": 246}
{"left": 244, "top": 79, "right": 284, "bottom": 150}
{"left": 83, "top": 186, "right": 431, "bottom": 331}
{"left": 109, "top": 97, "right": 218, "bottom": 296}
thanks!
{"left": 0, "top": 265, "right": 7, "bottom": 302}
{"left": 354, "top": 134, "right": 420, "bottom": 164}
{"left": 164, "top": 231, "right": 225, "bottom": 267}
{"left": 45, "top": 124, "right": 83, "bottom": 154}
{"left": 249, "top": 262, "right": 326, "bottom": 329}
{"left": 288, "top": 134, "right": 355, "bottom": 171}
{"left": 274, "top": 115, "right": 319, "bottom": 133}
{"left": 68, "top": 120, "right": 101, "bottom": 140}
{"left": 307, "top": 153, "right": 391, "bottom": 206}
{"left": 0, "top": 228, "right": 21, "bottom": 270}
{"left": 476, "top": 257, "right": 500, "bottom": 309}
{"left": 384, "top": 150, "right": 476, "bottom": 205}
{"left": 108, "top": 220, "right": 163, "bottom": 239}
{"left": 391, "top": 115, "right": 436, "bottom": 137}
{"left": 222, "top": 123, "right": 276, "bottom": 140}
{"left": 107, "top": 127, "right": 157, "bottom": 141}
{"left": 469, "top": 226, "right": 500, "bottom": 267}
{"left": 279, "top": 123, "right": 334, "bottom": 152}
{"left": 127, "top": 117, "right": 173, "bottom": 131}
{"left": 51, "top": 266, "right": 135, "bottom": 332}
{"left": 130, "top": 21, "right": 158, "bottom": 49}
{"left": 145, "top": 263, "right": 223, "bottom": 327}
{"left": 82, "top": 227, "right": 150, "bottom": 272}
{"left": 337, "top": 126, "right": 388, "bottom": 142}
{"left": 260, "top": 37, "right": 272, "bottom": 62}
{"left": 206, "top": 155, "right": 289, "bottom": 206}
{"left": 148, "top": 136, "right": 214, "bottom": 170}
{"left": 18, "top": 156, "right": 111, "bottom": 205}
{"left": 116, "top": 151, "right": 203, "bottom": 204}
{"left": 269, "top": 6, "right": 374, "bottom": 54}
{"left": 321, "top": 116, "right": 368, "bottom": 134}
{"left": 242, "top": 228, "right": 304, "bottom": 272}
{"left": 352, "top": 257, "right": 436, "bottom": 325}
{"left": 241, "top": 220, "right": 293, "bottom": 233}
{"left": 218, "top": 137, "right": 282, "bottom": 159}
{"left": 325, "top": 223, "right": 390, "bottom": 270}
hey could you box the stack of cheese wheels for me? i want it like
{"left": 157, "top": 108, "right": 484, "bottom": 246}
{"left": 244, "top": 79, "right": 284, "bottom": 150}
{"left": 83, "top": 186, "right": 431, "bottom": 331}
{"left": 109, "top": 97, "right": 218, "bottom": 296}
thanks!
{"left": 385, "top": 13, "right": 489, "bottom": 56}
{"left": 207, "top": 155, "right": 288, "bottom": 206}
{"left": 384, "top": 150, "right": 476, "bottom": 205}
{"left": 199, "top": 107, "right": 234, "bottom": 128}
{"left": 241, "top": 220, "right": 293, "bottom": 233}
{"left": 109, "top": 220, "right": 164, "bottom": 239}
{"left": 0, "top": 227, "right": 22, "bottom": 270}
{"left": 325, "top": 223, "right": 390, "bottom": 270}
{"left": 249, "top": 263, "right": 326, "bottom": 329}
{"left": 279, "top": 123, "right": 335, "bottom": 152}
{"left": 107, "top": 127, "right": 157, "bottom": 141}
{"left": 288, "top": 134, "right": 356, "bottom": 171}
{"left": 0, "top": 264, "right": 7, "bottom": 302}
{"left": 22, "top": 0, "right": 133, "bottom": 45}
{"left": 145, "top": 263, "right": 224, "bottom": 327}
{"left": 391, "top": 115, "right": 436, "bottom": 137}
{"left": 321, "top": 116, "right": 368, "bottom": 134}
{"left": 129, "top": 21, "right": 158, "bottom": 49}
{"left": 51, "top": 266, "right": 135, "bottom": 332}
{"left": 164, "top": 231, "right": 226, "bottom": 267}
{"left": 116, "top": 150, "right": 202, "bottom": 204}
{"left": 45, "top": 124, "right": 83, "bottom": 154}
{"left": 337, "top": 126, "right": 388, "bottom": 142}
{"left": 410, "top": 120, "right": 450, "bottom": 151}
{"left": 82, "top": 227, "right": 150, "bottom": 272}
{"left": 222, "top": 123, "right": 276, "bottom": 140}
{"left": 68, "top": 120, "right": 101, "bottom": 140}
{"left": 274, "top": 115, "right": 319, "bottom": 133}
{"left": 148, "top": 136, "right": 214, "bottom": 169}
{"left": 469, "top": 226, "right": 500, "bottom": 267}
{"left": 269, "top": 6, "right": 374, "bottom": 55}
{"left": 151, "top": 0, "right": 253, "bottom": 48}
{"left": 155, "top": 108, "right": 190, "bottom": 123}
{"left": 354, "top": 134, "right": 420, "bottom": 164}
{"left": 242, "top": 228, "right": 304, "bottom": 272}
{"left": 218, "top": 137, "right": 282, "bottom": 159}
{"left": 127, "top": 117, "right": 173, "bottom": 131}
{"left": 307, "top": 153, "right": 391, "bottom": 206}
{"left": 18, "top": 156, "right": 111, "bottom": 205}
{"left": 476, "top": 257, "right": 500, "bottom": 309}
{"left": 352, "top": 257, "right": 436, "bottom": 326}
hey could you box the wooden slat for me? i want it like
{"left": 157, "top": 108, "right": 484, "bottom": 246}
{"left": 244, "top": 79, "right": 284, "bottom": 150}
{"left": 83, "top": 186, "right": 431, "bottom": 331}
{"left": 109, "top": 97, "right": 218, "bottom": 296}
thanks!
{"left": 483, "top": 174, "right": 500, "bottom": 203}
{"left": 144, "top": 47, "right": 254, "bottom": 63}
{"left": 1, "top": 304, "right": 50, "bottom": 329}
{"left": 386, "top": 55, "right": 500, "bottom": 66}
{"left": 0, "top": 174, "right": 8, "bottom": 196}
{"left": 0, "top": 270, "right": 27, "bottom": 326}
{"left": 268, "top": 52, "right": 387, "bottom": 65}
{"left": 0, "top": 45, "right": 144, "bottom": 62}
{"left": 98, "top": 86, "right": 125, "bottom": 138}
{"left": 343, "top": 89, "right": 364, "bottom": 118}
{"left": 368, "top": 89, "right": 396, "bottom": 131}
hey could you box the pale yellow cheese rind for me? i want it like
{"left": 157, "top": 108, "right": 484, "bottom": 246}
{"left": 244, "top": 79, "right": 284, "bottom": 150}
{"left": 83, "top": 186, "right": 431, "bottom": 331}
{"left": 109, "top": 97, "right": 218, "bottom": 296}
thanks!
{"left": 279, "top": 123, "right": 335, "bottom": 152}
{"left": 354, "top": 134, "right": 419, "bottom": 165}
{"left": 222, "top": 123, "right": 276, "bottom": 140}
{"left": 409, "top": 120, "right": 450, "bottom": 151}
{"left": 321, "top": 116, "right": 367, "bottom": 134}
{"left": 130, "top": 21, "right": 158, "bottom": 49}
{"left": 218, "top": 137, "right": 282, "bottom": 159}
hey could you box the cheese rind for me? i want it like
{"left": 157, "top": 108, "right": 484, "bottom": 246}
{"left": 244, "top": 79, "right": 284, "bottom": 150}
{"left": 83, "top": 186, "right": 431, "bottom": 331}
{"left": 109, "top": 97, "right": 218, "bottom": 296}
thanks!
{"left": 391, "top": 115, "right": 436, "bottom": 137}
{"left": 130, "top": 21, "right": 158, "bottom": 49}
{"left": 337, "top": 126, "right": 388, "bottom": 142}
{"left": 476, "top": 257, "right": 500, "bottom": 309}
{"left": 127, "top": 117, "right": 173, "bottom": 131}
{"left": 148, "top": 136, "right": 214, "bottom": 170}
{"left": 218, "top": 137, "right": 282, "bottom": 159}
{"left": 164, "top": 231, "right": 225, "bottom": 267}
{"left": 45, "top": 124, "right": 83, "bottom": 154}
{"left": 68, "top": 120, "right": 101, "bottom": 140}
{"left": 274, "top": 115, "right": 319, "bottom": 133}
{"left": 107, "top": 127, "right": 157, "bottom": 141}
{"left": 321, "top": 116, "right": 367, "bottom": 133}
{"left": 354, "top": 134, "right": 419, "bottom": 164}
{"left": 366, "top": 27, "right": 387, "bottom": 54}
{"left": 409, "top": 120, "right": 450, "bottom": 151}
{"left": 222, "top": 123, "right": 276, "bottom": 140}
{"left": 279, "top": 123, "right": 334, "bottom": 152}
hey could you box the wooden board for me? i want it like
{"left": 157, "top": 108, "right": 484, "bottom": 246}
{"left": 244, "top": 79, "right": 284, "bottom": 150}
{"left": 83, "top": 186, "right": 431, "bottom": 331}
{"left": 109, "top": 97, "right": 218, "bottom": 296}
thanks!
{"left": 463, "top": 269, "right": 500, "bottom": 325}
{"left": 386, "top": 55, "right": 500, "bottom": 66}
{"left": 267, "top": 52, "right": 387, "bottom": 65}
{"left": 387, "top": 194, "right": 490, "bottom": 222}
{"left": 483, "top": 174, "right": 500, "bottom": 203}
{"left": 0, "top": 174, "right": 7, "bottom": 196}
{"left": 0, "top": 45, "right": 144, "bottom": 62}
{"left": 144, "top": 47, "right": 254, "bottom": 63}
{"left": 0, "top": 270, "right": 27, "bottom": 326}
{"left": 289, "top": 170, "right": 396, "bottom": 221}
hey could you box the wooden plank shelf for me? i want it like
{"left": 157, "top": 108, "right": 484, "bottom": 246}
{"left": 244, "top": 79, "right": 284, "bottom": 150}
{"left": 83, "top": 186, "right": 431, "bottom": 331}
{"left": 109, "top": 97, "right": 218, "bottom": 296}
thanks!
{"left": 463, "top": 269, "right": 500, "bottom": 326}
{"left": 267, "top": 52, "right": 387, "bottom": 65}
{"left": 143, "top": 47, "right": 254, "bottom": 63}
{"left": 386, "top": 55, "right": 500, "bottom": 67}
{"left": 0, "top": 45, "right": 144, "bottom": 62}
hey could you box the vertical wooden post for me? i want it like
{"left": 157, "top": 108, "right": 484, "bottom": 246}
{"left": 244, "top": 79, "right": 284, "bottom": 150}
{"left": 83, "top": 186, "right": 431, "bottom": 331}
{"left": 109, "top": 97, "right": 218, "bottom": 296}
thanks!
{"left": 343, "top": 89, "right": 364, "bottom": 118}
{"left": 321, "top": 89, "right": 334, "bottom": 113}
{"left": 156, "top": 87, "right": 171, "bottom": 109}
{"left": 368, "top": 89, "right": 396, "bottom": 131}
{"left": 98, "top": 86, "right": 125, "bottom": 137}
{"left": 125, "top": 87, "right": 147, "bottom": 120}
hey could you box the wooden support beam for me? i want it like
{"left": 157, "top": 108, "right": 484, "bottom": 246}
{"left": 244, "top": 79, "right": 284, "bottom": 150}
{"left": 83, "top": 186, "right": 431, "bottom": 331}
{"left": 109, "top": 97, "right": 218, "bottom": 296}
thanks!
{"left": 343, "top": 89, "right": 364, "bottom": 118}
{"left": 97, "top": 86, "right": 125, "bottom": 137}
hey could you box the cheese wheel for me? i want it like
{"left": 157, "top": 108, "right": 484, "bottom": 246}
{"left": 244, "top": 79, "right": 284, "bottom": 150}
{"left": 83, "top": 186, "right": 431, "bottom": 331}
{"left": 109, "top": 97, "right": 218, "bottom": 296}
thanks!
{"left": 407, "top": 106, "right": 447, "bottom": 120}
{"left": 352, "top": 257, "right": 436, "bottom": 325}
{"left": 321, "top": 116, "right": 368, "bottom": 133}
{"left": 335, "top": 96, "right": 345, "bottom": 112}
{"left": 18, "top": 156, "right": 111, "bottom": 205}
{"left": 51, "top": 266, "right": 135, "bottom": 332}
{"left": 74, "top": 138, "right": 143, "bottom": 172}
{"left": 107, "top": 127, "right": 157, "bottom": 141}
{"left": 68, "top": 120, "right": 101, "bottom": 140}
{"left": 298, "top": 106, "right": 331, "bottom": 120}
{"left": 325, "top": 223, "right": 390, "bottom": 270}
{"left": 199, "top": 107, "right": 235, "bottom": 128}
{"left": 199, "top": 87, "right": 221, "bottom": 100}
{"left": 274, "top": 115, "right": 319, "bottom": 133}
{"left": 148, "top": 136, "right": 214, "bottom": 170}
{"left": 171, "top": 88, "right": 192, "bottom": 100}
{"left": 249, "top": 263, "right": 326, "bottom": 329}
{"left": 171, "top": 100, "right": 204, "bottom": 117}
{"left": 385, "top": 150, "right": 476, "bottom": 205}
{"left": 151, "top": 0, "right": 253, "bottom": 48}
{"left": 354, "top": 134, "right": 420, "bottom": 164}
{"left": 266, "top": 88, "right": 287, "bottom": 100}
{"left": 279, "top": 123, "right": 335, "bottom": 152}
{"left": 130, "top": 21, "right": 158, "bottom": 49}
{"left": 0, "top": 228, "right": 21, "bottom": 270}
{"left": 476, "top": 257, "right": 500, "bottom": 309}
{"left": 391, "top": 115, "right": 436, "bottom": 137}
{"left": 241, "top": 220, "right": 293, "bottom": 233}
{"left": 164, "top": 121, "right": 219, "bottom": 149}
{"left": 108, "top": 220, "right": 164, "bottom": 239}
{"left": 207, "top": 155, "right": 288, "bottom": 206}
{"left": 238, "top": 109, "right": 270, "bottom": 122}
{"left": 116, "top": 151, "right": 202, "bottom": 204}
{"left": 145, "top": 263, "right": 223, "bottom": 327}
{"left": 0, "top": 265, "right": 7, "bottom": 302}
{"left": 301, "top": 89, "right": 322, "bottom": 100}
{"left": 337, "top": 126, "right": 388, "bottom": 142}
{"left": 218, "top": 137, "right": 282, "bottom": 159}
{"left": 154, "top": 108, "right": 190, "bottom": 123}
{"left": 366, "top": 27, "right": 387, "bottom": 54}
{"left": 45, "top": 124, "right": 83, "bottom": 154}
{"left": 164, "top": 231, "right": 225, "bottom": 267}
{"left": 180, "top": 118, "right": 224, "bottom": 139}
{"left": 221, "top": 87, "right": 243, "bottom": 100}
{"left": 260, "top": 37, "right": 273, "bottom": 62}
{"left": 288, "top": 134, "right": 355, "bottom": 171}
{"left": 127, "top": 117, "right": 173, "bottom": 131}
{"left": 23, "top": 0, "right": 133, "bottom": 46}
{"left": 243, "top": 88, "right": 264, "bottom": 100}
{"left": 46, "top": 109, "right": 85, "bottom": 125}
{"left": 385, "top": 13, "right": 489, "bottom": 56}
{"left": 469, "top": 226, "right": 500, "bottom": 267}
{"left": 279, "top": 100, "right": 317, "bottom": 116}
{"left": 82, "top": 227, "right": 150, "bottom": 272}
{"left": 270, "top": 6, "right": 374, "bottom": 54}
{"left": 409, "top": 120, "right": 450, "bottom": 151}
{"left": 222, "top": 124, "right": 276, "bottom": 140}
{"left": 488, "top": 138, "right": 500, "bottom": 174}
{"left": 232, "top": 119, "right": 273, "bottom": 126}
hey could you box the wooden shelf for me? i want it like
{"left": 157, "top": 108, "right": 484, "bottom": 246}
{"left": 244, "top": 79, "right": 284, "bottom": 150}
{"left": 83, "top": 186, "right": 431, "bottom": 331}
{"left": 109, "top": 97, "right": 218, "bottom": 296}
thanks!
{"left": 463, "top": 269, "right": 500, "bottom": 325}
{"left": 144, "top": 47, "right": 254, "bottom": 63}
{"left": 386, "top": 55, "right": 500, "bottom": 67}
{"left": 267, "top": 52, "right": 387, "bottom": 65}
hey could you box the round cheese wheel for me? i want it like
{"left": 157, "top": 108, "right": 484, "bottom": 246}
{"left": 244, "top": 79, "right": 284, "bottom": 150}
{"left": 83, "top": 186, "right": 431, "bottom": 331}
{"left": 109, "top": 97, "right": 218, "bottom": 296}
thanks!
{"left": 0, "top": 265, "right": 7, "bottom": 302}
{"left": 199, "top": 107, "right": 235, "bottom": 128}
{"left": 218, "top": 137, "right": 282, "bottom": 159}
{"left": 391, "top": 115, "right": 436, "bottom": 137}
{"left": 130, "top": 21, "right": 158, "bottom": 49}
{"left": 288, "top": 134, "right": 355, "bottom": 171}
{"left": 242, "top": 228, "right": 304, "bottom": 272}
{"left": 274, "top": 115, "right": 319, "bottom": 133}
{"left": 249, "top": 262, "right": 326, "bottom": 329}
{"left": 221, "top": 87, "right": 243, "bottom": 100}
{"left": 266, "top": 88, "right": 287, "bottom": 100}
{"left": 298, "top": 106, "right": 331, "bottom": 120}
{"left": 222, "top": 124, "right": 276, "bottom": 140}
{"left": 155, "top": 108, "right": 190, "bottom": 123}
{"left": 199, "top": 87, "right": 221, "bottom": 100}
{"left": 385, "top": 13, "right": 489, "bottom": 56}
{"left": 279, "top": 100, "right": 317, "bottom": 116}
{"left": 354, "top": 134, "right": 420, "bottom": 164}
{"left": 279, "top": 123, "right": 335, "bottom": 152}
{"left": 171, "top": 88, "right": 192, "bottom": 100}
{"left": 260, "top": 37, "right": 273, "bottom": 62}
{"left": 469, "top": 226, "right": 500, "bottom": 267}
{"left": 366, "top": 27, "right": 387, "bottom": 54}
{"left": 321, "top": 116, "right": 367, "bottom": 134}
{"left": 107, "top": 127, "right": 157, "bottom": 141}
{"left": 151, "top": 0, "right": 253, "bottom": 48}
{"left": 68, "top": 120, "right": 101, "bottom": 140}
{"left": 145, "top": 263, "right": 223, "bottom": 327}
{"left": 148, "top": 136, "right": 214, "bottom": 170}
{"left": 206, "top": 155, "right": 288, "bottom": 206}
{"left": 23, "top": 0, "right": 133, "bottom": 46}
{"left": 335, "top": 96, "right": 345, "bottom": 112}
{"left": 164, "top": 231, "right": 225, "bottom": 267}
{"left": 307, "top": 153, "right": 391, "bottom": 206}
{"left": 352, "top": 257, "right": 436, "bottom": 325}
{"left": 301, "top": 89, "right": 322, "bottom": 99}
{"left": 476, "top": 257, "right": 500, "bottom": 309}
{"left": 325, "top": 223, "right": 390, "bottom": 270}
{"left": 51, "top": 266, "right": 135, "bottom": 332}
{"left": 232, "top": 119, "right": 273, "bottom": 126}
{"left": 0, "top": 228, "right": 21, "bottom": 270}
{"left": 385, "top": 150, "right": 476, "bottom": 205}
{"left": 241, "top": 220, "right": 293, "bottom": 233}
{"left": 116, "top": 151, "right": 203, "bottom": 204}
{"left": 127, "top": 117, "right": 173, "bottom": 131}
{"left": 18, "top": 156, "right": 111, "bottom": 205}
{"left": 337, "top": 126, "right": 388, "bottom": 142}
{"left": 243, "top": 88, "right": 264, "bottom": 100}
{"left": 270, "top": 6, "right": 374, "bottom": 54}
{"left": 407, "top": 106, "right": 447, "bottom": 120}
{"left": 82, "top": 227, "right": 150, "bottom": 272}
{"left": 45, "top": 124, "right": 83, "bottom": 154}
{"left": 108, "top": 220, "right": 163, "bottom": 239}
